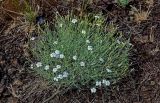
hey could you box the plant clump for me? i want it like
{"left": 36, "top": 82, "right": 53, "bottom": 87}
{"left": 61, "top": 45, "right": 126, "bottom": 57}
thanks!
{"left": 31, "top": 14, "right": 131, "bottom": 93}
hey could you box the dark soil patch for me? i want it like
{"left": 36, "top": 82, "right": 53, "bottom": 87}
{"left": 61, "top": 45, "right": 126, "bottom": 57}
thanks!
{"left": 0, "top": 0, "right": 160, "bottom": 103}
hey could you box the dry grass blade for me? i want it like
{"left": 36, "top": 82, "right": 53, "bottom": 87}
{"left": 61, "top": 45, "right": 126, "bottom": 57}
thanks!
{"left": 149, "top": 26, "right": 156, "bottom": 42}
{"left": 131, "top": 5, "right": 151, "bottom": 23}
{"left": 8, "top": 85, "right": 20, "bottom": 98}
{"left": 42, "top": 86, "right": 61, "bottom": 103}
{"left": 145, "top": 0, "right": 154, "bottom": 7}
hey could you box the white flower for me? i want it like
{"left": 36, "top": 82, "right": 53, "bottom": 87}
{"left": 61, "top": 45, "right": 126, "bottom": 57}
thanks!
{"left": 99, "top": 57, "right": 104, "bottom": 62}
{"left": 71, "top": 19, "right": 77, "bottom": 24}
{"left": 30, "top": 64, "right": 34, "bottom": 69}
{"left": 59, "top": 23, "right": 63, "bottom": 27}
{"left": 63, "top": 71, "right": 69, "bottom": 78}
{"left": 30, "top": 37, "right": 35, "bottom": 41}
{"left": 106, "top": 68, "right": 112, "bottom": 73}
{"left": 50, "top": 53, "right": 54, "bottom": 57}
{"left": 88, "top": 46, "right": 93, "bottom": 51}
{"left": 55, "top": 50, "right": 60, "bottom": 55}
{"left": 91, "top": 87, "right": 96, "bottom": 93}
{"left": 73, "top": 55, "right": 77, "bottom": 60}
{"left": 56, "top": 65, "right": 61, "bottom": 69}
{"left": 53, "top": 68, "right": 58, "bottom": 73}
{"left": 53, "top": 65, "right": 61, "bottom": 73}
{"left": 50, "top": 52, "right": 58, "bottom": 58}
{"left": 53, "top": 41, "right": 58, "bottom": 44}
{"left": 44, "top": 65, "right": 49, "bottom": 70}
{"left": 55, "top": 54, "right": 60, "bottom": 58}
{"left": 94, "top": 15, "right": 100, "bottom": 19}
{"left": 96, "top": 81, "right": 102, "bottom": 86}
{"left": 82, "top": 30, "right": 86, "bottom": 34}
{"left": 59, "top": 54, "right": 65, "bottom": 58}
{"left": 117, "top": 39, "right": 120, "bottom": 44}
{"left": 36, "top": 62, "right": 42, "bottom": 67}
{"left": 53, "top": 77, "right": 58, "bottom": 81}
{"left": 102, "top": 80, "right": 110, "bottom": 86}
{"left": 80, "top": 62, "right": 85, "bottom": 67}
{"left": 96, "top": 23, "right": 101, "bottom": 26}
{"left": 86, "top": 40, "right": 90, "bottom": 43}
{"left": 57, "top": 74, "right": 63, "bottom": 79}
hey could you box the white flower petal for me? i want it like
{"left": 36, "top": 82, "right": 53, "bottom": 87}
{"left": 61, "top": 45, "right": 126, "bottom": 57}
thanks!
{"left": 44, "top": 65, "right": 49, "bottom": 70}
{"left": 82, "top": 30, "right": 86, "bottom": 34}
{"left": 106, "top": 68, "right": 112, "bottom": 73}
{"left": 56, "top": 65, "right": 61, "bottom": 69}
{"left": 36, "top": 62, "right": 42, "bottom": 67}
{"left": 59, "top": 24, "right": 63, "bottom": 27}
{"left": 91, "top": 87, "right": 96, "bottom": 93}
{"left": 53, "top": 68, "right": 58, "bottom": 73}
{"left": 71, "top": 19, "right": 77, "bottom": 24}
{"left": 80, "top": 62, "right": 85, "bottom": 67}
{"left": 86, "top": 40, "right": 90, "bottom": 43}
{"left": 117, "top": 39, "right": 121, "bottom": 44}
{"left": 53, "top": 77, "right": 58, "bottom": 81}
{"left": 55, "top": 50, "right": 60, "bottom": 55}
{"left": 102, "top": 80, "right": 110, "bottom": 86}
{"left": 96, "top": 24, "right": 101, "bottom": 26}
{"left": 30, "top": 64, "right": 34, "bottom": 69}
{"left": 53, "top": 41, "right": 58, "bottom": 44}
{"left": 50, "top": 52, "right": 59, "bottom": 58}
{"left": 99, "top": 57, "right": 104, "bottom": 62}
{"left": 94, "top": 15, "right": 100, "bottom": 19}
{"left": 57, "top": 74, "right": 63, "bottom": 79}
{"left": 30, "top": 37, "right": 35, "bottom": 41}
{"left": 59, "top": 54, "right": 64, "bottom": 59}
{"left": 63, "top": 71, "right": 69, "bottom": 78}
{"left": 73, "top": 55, "right": 77, "bottom": 60}
{"left": 96, "top": 81, "right": 102, "bottom": 86}
{"left": 88, "top": 46, "right": 93, "bottom": 51}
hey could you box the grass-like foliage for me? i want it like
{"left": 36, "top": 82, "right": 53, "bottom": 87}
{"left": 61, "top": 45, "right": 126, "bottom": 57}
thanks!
{"left": 31, "top": 14, "right": 131, "bottom": 91}
{"left": 117, "top": 0, "right": 129, "bottom": 7}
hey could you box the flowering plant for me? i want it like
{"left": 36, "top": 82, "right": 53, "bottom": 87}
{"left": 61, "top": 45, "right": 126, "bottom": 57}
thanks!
{"left": 31, "top": 14, "right": 130, "bottom": 93}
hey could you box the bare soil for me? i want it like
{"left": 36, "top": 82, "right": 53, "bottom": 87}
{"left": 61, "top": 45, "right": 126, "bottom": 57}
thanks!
{"left": 0, "top": 0, "right": 160, "bottom": 103}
